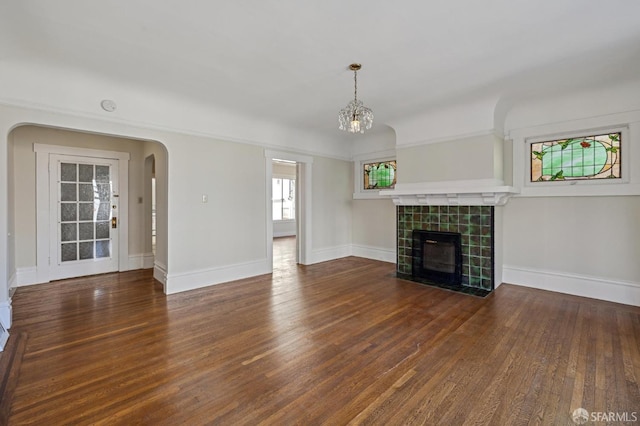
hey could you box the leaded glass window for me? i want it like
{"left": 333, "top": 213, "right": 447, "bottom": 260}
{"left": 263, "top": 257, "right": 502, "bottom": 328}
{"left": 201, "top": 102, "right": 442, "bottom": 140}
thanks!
{"left": 364, "top": 160, "right": 396, "bottom": 190}
{"left": 530, "top": 132, "right": 621, "bottom": 182}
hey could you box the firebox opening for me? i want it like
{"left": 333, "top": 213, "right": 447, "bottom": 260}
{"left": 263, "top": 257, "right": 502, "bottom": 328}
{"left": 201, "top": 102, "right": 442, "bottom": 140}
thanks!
{"left": 412, "top": 230, "right": 462, "bottom": 285}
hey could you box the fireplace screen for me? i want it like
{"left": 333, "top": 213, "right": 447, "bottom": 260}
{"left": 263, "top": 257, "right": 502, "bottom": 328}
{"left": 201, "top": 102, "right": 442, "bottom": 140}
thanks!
{"left": 423, "top": 240, "right": 456, "bottom": 273}
{"left": 412, "top": 230, "right": 462, "bottom": 285}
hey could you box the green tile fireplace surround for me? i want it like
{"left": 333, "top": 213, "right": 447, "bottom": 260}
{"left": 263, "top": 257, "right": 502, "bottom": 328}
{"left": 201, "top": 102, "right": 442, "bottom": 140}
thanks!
{"left": 397, "top": 205, "right": 495, "bottom": 292}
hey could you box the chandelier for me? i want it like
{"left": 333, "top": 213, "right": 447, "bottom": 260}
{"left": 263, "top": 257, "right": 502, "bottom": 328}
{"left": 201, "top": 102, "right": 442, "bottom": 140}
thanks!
{"left": 338, "top": 63, "right": 373, "bottom": 134}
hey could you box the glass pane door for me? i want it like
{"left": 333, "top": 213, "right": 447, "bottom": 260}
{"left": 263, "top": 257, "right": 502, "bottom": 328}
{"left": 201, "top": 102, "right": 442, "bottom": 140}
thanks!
{"left": 59, "top": 162, "right": 112, "bottom": 262}
{"left": 50, "top": 154, "right": 119, "bottom": 281}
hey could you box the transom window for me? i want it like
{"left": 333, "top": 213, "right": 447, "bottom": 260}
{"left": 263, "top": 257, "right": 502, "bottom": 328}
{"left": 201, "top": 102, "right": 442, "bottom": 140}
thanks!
{"left": 363, "top": 160, "right": 396, "bottom": 190}
{"left": 530, "top": 132, "right": 621, "bottom": 182}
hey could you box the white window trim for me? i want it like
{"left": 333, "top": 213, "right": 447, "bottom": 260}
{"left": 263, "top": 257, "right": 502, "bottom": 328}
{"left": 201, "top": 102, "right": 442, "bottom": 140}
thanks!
{"left": 509, "top": 111, "right": 640, "bottom": 197}
{"left": 353, "top": 150, "right": 396, "bottom": 200}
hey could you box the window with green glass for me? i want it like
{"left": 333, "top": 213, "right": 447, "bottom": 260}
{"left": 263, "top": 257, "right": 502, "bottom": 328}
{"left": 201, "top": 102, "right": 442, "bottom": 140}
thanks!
{"left": 530, "top": 132, "right": 621, "bottom": 182}
{"left": 363, "top": 160, "right": 396, "bottom": 190}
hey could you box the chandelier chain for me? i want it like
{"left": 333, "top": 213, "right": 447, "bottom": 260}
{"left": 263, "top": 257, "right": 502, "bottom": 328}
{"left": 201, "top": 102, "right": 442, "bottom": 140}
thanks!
{"left": 353, "top": 70, "right": 358, "bottom": 102}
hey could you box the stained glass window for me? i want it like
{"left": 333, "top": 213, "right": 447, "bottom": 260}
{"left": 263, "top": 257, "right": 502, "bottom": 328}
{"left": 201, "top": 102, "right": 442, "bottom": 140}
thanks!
{"left": 530, "top": 132, "right": 621, "bottom": 182}
{"left": 364, "top": 160, "right": 396, "bottom": 190}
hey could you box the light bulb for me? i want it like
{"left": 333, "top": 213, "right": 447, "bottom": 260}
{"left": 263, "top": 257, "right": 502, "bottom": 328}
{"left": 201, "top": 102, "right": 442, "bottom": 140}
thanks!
{"left": 350, "top": 119, "right": 361, "bottom": 133}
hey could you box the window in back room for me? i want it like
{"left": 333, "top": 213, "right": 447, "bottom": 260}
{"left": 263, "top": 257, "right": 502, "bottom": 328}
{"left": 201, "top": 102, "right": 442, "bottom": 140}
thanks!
{"left": 273, "top": 178, "right": 295, "bottom": 221}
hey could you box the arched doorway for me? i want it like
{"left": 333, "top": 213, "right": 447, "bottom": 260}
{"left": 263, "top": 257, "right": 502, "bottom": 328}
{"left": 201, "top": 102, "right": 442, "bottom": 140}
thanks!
{"left": 8, "top": 124, "right": 168, "bottom": 287}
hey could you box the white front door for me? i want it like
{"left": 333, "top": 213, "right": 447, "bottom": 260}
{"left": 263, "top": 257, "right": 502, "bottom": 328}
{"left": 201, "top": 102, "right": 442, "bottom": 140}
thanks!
{"left": 49, "top": 154, "right": 120, "bottom": 280}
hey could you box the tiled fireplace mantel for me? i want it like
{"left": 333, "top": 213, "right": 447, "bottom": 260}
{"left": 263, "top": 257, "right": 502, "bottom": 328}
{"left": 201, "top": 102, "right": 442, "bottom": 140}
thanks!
{"left": 380, "top": 179, "right": 519, "bottom": 206}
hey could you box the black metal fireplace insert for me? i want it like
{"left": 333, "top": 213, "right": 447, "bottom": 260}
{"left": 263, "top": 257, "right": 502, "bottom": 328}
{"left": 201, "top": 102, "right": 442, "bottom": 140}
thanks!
{"left": 412, "top": 230, "right": 462, "bottom": 285}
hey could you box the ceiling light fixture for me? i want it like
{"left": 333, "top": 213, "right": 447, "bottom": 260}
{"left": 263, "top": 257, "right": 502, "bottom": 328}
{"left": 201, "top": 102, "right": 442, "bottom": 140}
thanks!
{"left": 338, "top": 63, "right": 373, "bottom": 134}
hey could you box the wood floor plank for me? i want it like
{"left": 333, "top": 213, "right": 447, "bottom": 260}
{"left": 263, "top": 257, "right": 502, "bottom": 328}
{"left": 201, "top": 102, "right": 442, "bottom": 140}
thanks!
{"left": 2, "top": 237, "right": 639, "bottom": 425}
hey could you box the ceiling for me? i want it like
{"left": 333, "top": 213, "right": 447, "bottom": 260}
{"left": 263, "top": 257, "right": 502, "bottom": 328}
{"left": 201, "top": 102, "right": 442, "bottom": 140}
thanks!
{"left": 1, "top": 0, "right": 640, "bottom": 140}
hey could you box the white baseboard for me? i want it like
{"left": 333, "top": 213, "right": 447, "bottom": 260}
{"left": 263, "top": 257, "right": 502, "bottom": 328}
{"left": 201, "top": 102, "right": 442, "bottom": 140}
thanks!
{"left": 15, "top": 267, "right": 41, "bottom": 287}
{"left": 128, "top": 252, "right": 155, "bottom": 270}
{"left": 0, "top": 324, "right": 8, "bottom": 352}
{"left": 0, "top": 300, "right": 12, "bottom": 330}
{"left": 165, "top": 258, "right": 270, "bottom": 295}
{"left": 503, "top": 265, "right": 640, "bottom": 307}
{"left": 154, "top": 261, "right": 168, "bottom": 291}
{"left": 351, "top": 244, "right": 396, "bottom": 263}
{"left": 306, "top": 244, "right": 396, "bottom": 264}
{"left": 9, "top": 272, "right": 17, "bottom": 294}
{"left": 273, "top": 231, "right": 296, "bottom": 238}
{"left": 308, "top": 244, "right": 352, "bottom": 264}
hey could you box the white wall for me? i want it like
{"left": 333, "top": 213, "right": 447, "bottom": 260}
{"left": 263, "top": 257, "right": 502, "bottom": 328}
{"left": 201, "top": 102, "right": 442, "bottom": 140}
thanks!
{"left": 7, "top": 131, "right": 15, "bottom": 292}
{"left": 503, "top": 196, "right": 640, "bottom": 281}
{"left": 310, "top": 156, "right": 353, "bottom": 262}
{"left": 396, "top": 133, "right": 503, "bottom": 184}
{"left": 349, "top": 125, "right": 397, "bottom": 263}
{"left": 163, "top": 134, "right": 270, "bottom": 294}
{"left": 273, "top": 220, "right": 296, "bottom": 238}
{"left": 502, "top": 79, "right": 640, "bottom": 306}
{"left": 351, "top": 199, "right": 396, "bottom": 263}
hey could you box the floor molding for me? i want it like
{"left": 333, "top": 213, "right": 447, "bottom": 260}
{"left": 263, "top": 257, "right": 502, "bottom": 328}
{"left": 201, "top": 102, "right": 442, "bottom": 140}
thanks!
{"left": 503, "top": 265, "right": 640, "bottom": 307}
{"left": 154, "top": 261, "right": 167, "bottom": 291}
{"left": 351, "top": 244, "right": 396, "bottom": 264}
{"left": 165, "top": 259, "right": 270, "bottom": 295}
{"left": 0, "top": 326, "right": 8, "bottom": 352}
{"left": 129, "top": 253, "right": 155, "bottom": 270}
{"left": 309, "top": 245, "right": 352, "bottom": 265}
{"left": 14, "top": 267, "right": 39, "bottom": 287}
{"left": 0, "top": 302, "right": 11, "bottom": 331}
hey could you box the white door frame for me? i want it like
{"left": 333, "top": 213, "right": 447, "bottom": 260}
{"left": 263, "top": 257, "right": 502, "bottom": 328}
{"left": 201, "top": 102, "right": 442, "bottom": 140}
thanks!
{"left": 34, "top": 144, "right": 130, "bottom": 283}
{"left": 265, "top": 150, "right": 312, "bottom": 269}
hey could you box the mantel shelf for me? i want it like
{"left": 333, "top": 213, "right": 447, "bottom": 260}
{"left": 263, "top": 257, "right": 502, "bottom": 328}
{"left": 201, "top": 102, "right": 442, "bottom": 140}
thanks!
{"left": 379, "top": 179, "right": 520, "bottom": 206}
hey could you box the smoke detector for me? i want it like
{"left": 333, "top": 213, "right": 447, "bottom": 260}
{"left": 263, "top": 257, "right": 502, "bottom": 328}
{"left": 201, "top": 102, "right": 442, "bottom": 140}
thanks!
{"left": 100, "top": 99, "right": 117, "bottom": 112}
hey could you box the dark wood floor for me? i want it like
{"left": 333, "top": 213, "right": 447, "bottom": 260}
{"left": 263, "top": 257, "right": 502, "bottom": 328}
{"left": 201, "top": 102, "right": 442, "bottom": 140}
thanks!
{"left": 2, "top": 237, "right": 639, "bottom": 425}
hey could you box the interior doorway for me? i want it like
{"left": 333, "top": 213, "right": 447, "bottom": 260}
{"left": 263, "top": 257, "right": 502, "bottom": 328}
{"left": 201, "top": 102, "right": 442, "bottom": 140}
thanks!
{"left": 271, "top": 159, "right": 297, "bottom": 270}
{"left": 34, "top": 143, "right": 130, "bottom": 283}
{"left": 144, "top": 154, "right": 157, "bottom": 257}
{"left": 264, "top": 150, "right": 312, "bottom": 272}
{"left": 272, "top": 236, "right": 297, "bottom": 272}
{"left": 9, "top": 125, "right": 168, "bottom": 287}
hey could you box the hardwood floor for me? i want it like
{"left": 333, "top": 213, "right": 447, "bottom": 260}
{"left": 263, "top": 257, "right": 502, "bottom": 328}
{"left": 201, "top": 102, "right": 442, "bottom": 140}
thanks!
{"left": 2, "top": 238, "right": 639, "bottom": 425}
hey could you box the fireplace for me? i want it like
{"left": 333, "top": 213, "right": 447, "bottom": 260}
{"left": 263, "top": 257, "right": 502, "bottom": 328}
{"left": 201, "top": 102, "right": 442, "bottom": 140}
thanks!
{"left": 412, "top": 230, "right": 462, "bottom": 285}
{"left": 396, "top": 205, "right": 495, "bottom": 295}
